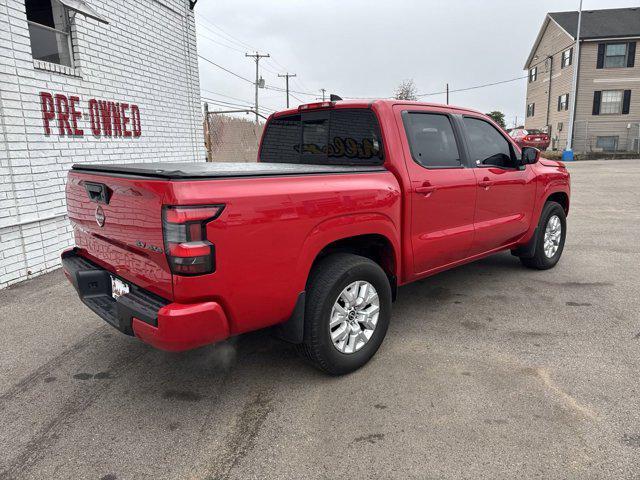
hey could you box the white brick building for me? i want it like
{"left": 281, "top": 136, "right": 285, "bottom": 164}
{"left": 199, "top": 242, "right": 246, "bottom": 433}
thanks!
{"left": 0, "top": 0, "right": 204, "bottom": 288}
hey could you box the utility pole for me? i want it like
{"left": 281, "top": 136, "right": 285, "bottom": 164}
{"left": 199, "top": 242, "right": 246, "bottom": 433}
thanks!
{"left": 564, "top": 0, "right": 582, "bottom": 161}
{"left": 320, "top": 88, "right": 326, "bottom": 101}
{"left": 245, "top": 51, "right": 270, "bottom": 124}
{"left": 277, "top": 72, "right": 297, "bottom": 108}
{"left": 446, "top": 83, "right": 449, "bottom": 105}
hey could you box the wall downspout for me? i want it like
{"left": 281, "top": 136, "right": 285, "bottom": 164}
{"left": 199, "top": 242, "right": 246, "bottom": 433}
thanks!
{"left": 545, "top": 55, "right": 553, "bottom": 132}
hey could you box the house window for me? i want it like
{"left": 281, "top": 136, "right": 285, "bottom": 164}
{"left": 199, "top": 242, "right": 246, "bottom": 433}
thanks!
{"left": 26, "top": 0, "right": 74, "bottom": 68}
{"left": 558, "top": 93, "right": 569, "bottom": 111}
{"left": 561, "top": 48, "right": 573, "bottom": 68}
{"left": 528, "top": 67, "right": 538, "bottom": 83}
{"left": 604, "top": 43, "right": 627, "bottom": 68}
{"left": 600, "top": 90, "right": 624, "bottom": 114}
{"left": 526, "top": 103, "right": 535, "bottom": 118}
{"left": 596, "top": 136, "right": 619, "bottom": 151}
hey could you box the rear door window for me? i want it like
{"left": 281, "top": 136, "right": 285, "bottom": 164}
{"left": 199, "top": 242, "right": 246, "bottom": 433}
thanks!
{"left": 402, "top": 112, "right": 462, "bottom": 168}
{"left": 260, "top": 109, "right": 384, "bottom": 165}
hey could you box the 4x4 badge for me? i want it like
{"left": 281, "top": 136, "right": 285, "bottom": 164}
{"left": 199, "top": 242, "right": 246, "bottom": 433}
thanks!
{"left": 95, "top": 205, "right": 105, "bottom": 227}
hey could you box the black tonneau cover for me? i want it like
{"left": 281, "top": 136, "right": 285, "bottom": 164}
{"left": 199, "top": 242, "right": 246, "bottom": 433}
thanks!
{"left": 72, "top": 162, "right": 386, "bottom": 180}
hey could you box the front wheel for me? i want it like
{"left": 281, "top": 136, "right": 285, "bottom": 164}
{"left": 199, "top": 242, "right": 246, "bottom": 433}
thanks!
{"left": 298, "top": 253, "right": 392, "bottom": 375}
{"left": 520, "top": 201, "right": 567, "bottom": 270}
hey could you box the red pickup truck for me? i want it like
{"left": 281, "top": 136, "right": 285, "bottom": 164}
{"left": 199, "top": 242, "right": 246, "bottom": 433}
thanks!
{"left": 62, "top": 99, "right": 570, "bottom": 375}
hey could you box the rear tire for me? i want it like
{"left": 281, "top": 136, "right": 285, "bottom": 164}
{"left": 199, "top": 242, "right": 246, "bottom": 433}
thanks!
{"left": 520, "top": 201, "right": 567, "bottom": 270}
{"left": 298, "top": 253, "right": 392, "bottom": 375}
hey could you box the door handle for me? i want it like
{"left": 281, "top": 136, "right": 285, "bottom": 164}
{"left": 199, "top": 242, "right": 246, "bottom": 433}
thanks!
{"left": 478, "top": 178, "right": 493, "bottom": 189}
{"left": 414, "top": 184, "right": 436, "bottom": 196}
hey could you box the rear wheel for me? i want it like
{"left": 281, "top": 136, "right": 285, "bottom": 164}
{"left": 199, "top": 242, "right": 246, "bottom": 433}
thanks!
{"left": 298, "top": 253, "right": 392, "bottom": 375}
{"left": 520, "top": 201, "right": 566, "bottom": 270}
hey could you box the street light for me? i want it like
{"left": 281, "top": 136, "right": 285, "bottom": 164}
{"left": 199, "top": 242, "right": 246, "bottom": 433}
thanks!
{"left": 563, "top": 0, "right": 583, "bottom": 162}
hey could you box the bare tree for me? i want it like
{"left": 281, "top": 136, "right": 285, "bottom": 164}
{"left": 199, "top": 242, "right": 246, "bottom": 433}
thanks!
{"left": 394, "top": 79, "right": 418, "bottom": 101}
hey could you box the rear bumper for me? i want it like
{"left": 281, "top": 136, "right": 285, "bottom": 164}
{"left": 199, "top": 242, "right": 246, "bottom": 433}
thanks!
{"left": 61, "top": 248, "right": 230, "bottom": 351}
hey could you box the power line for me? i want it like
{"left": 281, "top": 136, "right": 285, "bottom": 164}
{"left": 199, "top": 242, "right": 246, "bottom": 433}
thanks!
{"left": 292, "top": 76, "right": 313, "bottom": 95}
{"left": 201, "top": 89, "right": 251, "bottom": 103}
{"left": 417, "top": 75, "right": 528, "bottom": 98}
{"left": 263, "top": 84, "right": 316, "bottom": 96}
{"left": 201, "top": 89, "right": 276, "bottom": 112}
{"left": 201, "top": 96, "right": 252, "bottom": 109}
{"left": 197, "top": 52, "right": 317, "bottom": 104}
{"left": 259, "top": 62, "right": 281, "bottom": 76}
{"left": 198, "top": 42, "right": 529, "bottom": 108}
{"left": 290, "top": 93, "right": 305, "bottom": 104}
{"left": 197, "top": 14, "right": 537, "bottom": 108}
{"left": 196, "top": 28, "right": 246, "bottom": 54}
{"left": 197, "top": 54, "right": 254, "bottom": 84}
{"left": 197, "top": 16, "right": 257, "bottom": 52}
{"left": 197, "top": 14, "right": 308, "bottom": 92}
{"left": 201, "top": 93, "right": 275, "bottom": 113}
{"left": 201, "top": 98, "right": 272, "bottom": 116}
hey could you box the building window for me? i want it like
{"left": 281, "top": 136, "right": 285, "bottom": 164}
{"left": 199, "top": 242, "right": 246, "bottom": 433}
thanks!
{"left": 600, "top": 90, "right": 624, "bottom": 114}
{"left": 528, "top": 67, "right": 538, "bottom": 83}
{"left": 558, "top": 93, "right": 569, "bottom": 111}
{"left": 526, "top": 103, "right": 535, "bottom": 118}
{"left": 561, "top": 48, "right": 573, "bottom": 68}
{"left": 596, "top": 136, "right": 619, "bottom": 151}
{"left": 604, "top": 43, "right": 627, "bottom": 68}
{"left": 26, "top": 0, "right": 74, "bottom": 68}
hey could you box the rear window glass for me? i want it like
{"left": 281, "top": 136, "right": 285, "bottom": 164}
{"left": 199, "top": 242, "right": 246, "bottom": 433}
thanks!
{"left": 259, "top": 114, "right": 301, "bottom": 164}
{"left": 259, "top": 109, "right": 384, "bottom": 165}
{"left": 525, "top": 129, "right": 543, "bottom": 135}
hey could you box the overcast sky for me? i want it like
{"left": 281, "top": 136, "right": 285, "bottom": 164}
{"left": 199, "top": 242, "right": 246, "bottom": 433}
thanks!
{"left": 195, "top": 0, "right": 639, "bottom": 126}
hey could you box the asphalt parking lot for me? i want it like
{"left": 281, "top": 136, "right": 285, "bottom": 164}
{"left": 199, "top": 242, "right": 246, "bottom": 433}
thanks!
{"left": 1, "top": 159, "right": 639, "bottom": 480}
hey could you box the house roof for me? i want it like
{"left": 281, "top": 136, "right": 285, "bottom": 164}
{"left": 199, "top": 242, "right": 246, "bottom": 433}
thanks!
{"left": 549, "top": 7, "right": 640, "bottom": 40}
{"left": 525, "top": 8, "right": 640, "bottom": 69}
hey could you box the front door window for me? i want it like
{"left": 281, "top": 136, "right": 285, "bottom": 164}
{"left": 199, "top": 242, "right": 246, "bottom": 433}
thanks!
{"left": 463, "top": 117, "right": 517, "bottom": 169}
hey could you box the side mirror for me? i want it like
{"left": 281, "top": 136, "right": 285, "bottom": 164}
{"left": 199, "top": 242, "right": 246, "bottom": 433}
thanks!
{"left": 521, "top": 146, "right": 540, "bottom": 165}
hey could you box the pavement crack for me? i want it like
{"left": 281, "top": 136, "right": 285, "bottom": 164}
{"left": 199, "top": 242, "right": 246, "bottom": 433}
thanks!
{"left": 0, "top": 349, "right": 148, "bottom": 479}
{"left": 204, "top": 389, "right": 274, "bottom": 480}
{"left": 0, "top": 328, "right": 105, "bottom": 410}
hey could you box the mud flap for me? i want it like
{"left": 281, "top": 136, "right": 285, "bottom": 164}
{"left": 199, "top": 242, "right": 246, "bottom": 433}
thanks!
{"left": 511, "top": 227, "right": 539, "bottom": 259}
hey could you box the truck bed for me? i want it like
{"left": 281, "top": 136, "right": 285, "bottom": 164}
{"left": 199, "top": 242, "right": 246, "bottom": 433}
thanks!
{"left": 71, "top": 162, "right": 386, "bottom": 180}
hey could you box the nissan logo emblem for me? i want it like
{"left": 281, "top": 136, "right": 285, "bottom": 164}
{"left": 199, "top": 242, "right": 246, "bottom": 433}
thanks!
{"left": 95, "top": 205, "right": 105, "bottom": 227}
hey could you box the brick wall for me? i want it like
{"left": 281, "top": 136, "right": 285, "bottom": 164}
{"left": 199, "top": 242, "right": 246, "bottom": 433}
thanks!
{"left": 0, "top": 0, "right": 204, "bottom": 288}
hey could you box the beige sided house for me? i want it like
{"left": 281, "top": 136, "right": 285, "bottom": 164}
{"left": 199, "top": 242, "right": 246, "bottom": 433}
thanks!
{"left": 524, "top": 8, "right": 640, "bottom": 153}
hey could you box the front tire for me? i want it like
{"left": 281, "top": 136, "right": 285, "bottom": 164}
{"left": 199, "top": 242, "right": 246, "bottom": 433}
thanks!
{"left": 298, "top": 253, "right": 392, "bottom": 375}
{"left": 520, "top": 201, "right": 567, "bottom": 270}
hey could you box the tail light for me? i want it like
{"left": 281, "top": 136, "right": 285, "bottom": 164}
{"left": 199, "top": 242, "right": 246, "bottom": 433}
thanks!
{"left": 298, "top": 101, "right": 334, "bottom": 111}
{"left": 162, "top": 205, "right": 224, "bottom": 275}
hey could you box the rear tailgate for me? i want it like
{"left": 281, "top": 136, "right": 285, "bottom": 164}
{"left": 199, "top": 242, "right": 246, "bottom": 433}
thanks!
{"left": 66, "top": 171, "right": 173, "bottom": 300}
